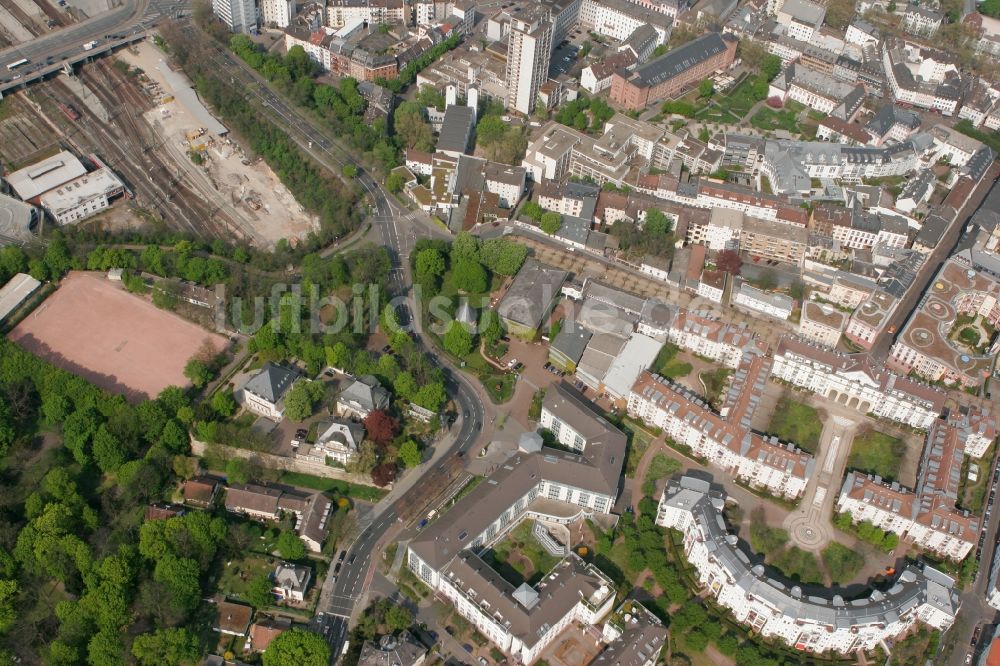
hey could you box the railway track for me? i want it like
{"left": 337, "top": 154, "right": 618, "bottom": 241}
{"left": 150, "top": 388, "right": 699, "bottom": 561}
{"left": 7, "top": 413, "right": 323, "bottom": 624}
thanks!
{"left": 25, "top": 60, "right": 247, "bottom": 240}
{"left": 0, "top": 0, "right": 43, "bottom": 38}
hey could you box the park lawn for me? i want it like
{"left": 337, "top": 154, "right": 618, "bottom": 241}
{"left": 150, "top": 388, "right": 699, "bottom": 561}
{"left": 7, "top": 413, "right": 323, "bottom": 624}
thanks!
{"left": 770, "top": 546, "right": 823, "bottom": 584}
{"left": 846, "top": 429, "right": 905, "bottom": 481}
{"left": 719, "top": 77, "right": 760, "bottom": 117}
{"left": 821, "top": 543, "right": 864, "bottom": 584}
{"left": 488, "top": 520, "right": 562, "bottom": 586}
{"left": 642, "top": 453, "right": 682, "bottom": 496}
{"left": 767, "top": 397, "right": 823, "bottom": 454}
{"left": 750, "top": 107, "right": 800, "bottom": 133}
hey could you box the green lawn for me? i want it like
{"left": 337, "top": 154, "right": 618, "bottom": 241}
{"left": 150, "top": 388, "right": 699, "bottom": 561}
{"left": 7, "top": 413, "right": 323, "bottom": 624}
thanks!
{"left": 652, "top": 343, "right": 692, "bottom": 379}
{"left": 642, "top": 453, "right": 682, "bottom": 497}
{"left": 846, "top": 429, "right": 905, "bottom": 481}
{"left": 750, "top": 107, "right": 801, "bottom": 133}
{"left": 748, "top": 508, "right": 789, "bottom": 554}
{"left": 487, "top": 520, "right": 562, "bottom": 586}
{"left": 770, "top": 546, "right": 823, "bottom": 584}
{"left": 218, "top": 554, "right": 275, "bottom": 601}
{"left": 767, "top": 397, "right": 823, "bottom": 454}
{"left": 278, "top": 471, "right": 388, "bottom": 502}
{"left": 718, "top": 77, "right": 760, "bottom": 117}
{"left": 821, "top": 543, "right": 864, "bottom": 584}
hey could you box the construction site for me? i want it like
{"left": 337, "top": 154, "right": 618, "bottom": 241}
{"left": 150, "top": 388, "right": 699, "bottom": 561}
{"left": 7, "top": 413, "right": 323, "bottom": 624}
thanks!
{"left": 0, "top": 39, "right": 319, "bottom": 246}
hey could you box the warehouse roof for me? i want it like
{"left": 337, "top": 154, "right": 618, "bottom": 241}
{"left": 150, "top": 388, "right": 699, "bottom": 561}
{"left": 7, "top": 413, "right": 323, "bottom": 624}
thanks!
{"left": 5, "top": 150, "right": 87, "bottom": 201}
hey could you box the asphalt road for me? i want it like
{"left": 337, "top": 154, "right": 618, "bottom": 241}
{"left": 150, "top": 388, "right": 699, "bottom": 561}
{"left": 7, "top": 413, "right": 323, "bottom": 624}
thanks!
{"left": 189, "top": 30, "right": 495, "bottom": 660}
{"left": 0, "top": 0, "right": 184, "bottom": 91}
{"left": 869, "top": 169, "right": 1000, "bottom": 362}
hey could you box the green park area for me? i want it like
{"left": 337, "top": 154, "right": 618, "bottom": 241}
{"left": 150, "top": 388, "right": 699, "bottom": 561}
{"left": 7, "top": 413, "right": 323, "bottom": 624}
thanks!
{"left": 750, "top": 107, "right": 801, "bottom": 134}
{"left": 748, "top": 508, "right": 822, "bottom": 584}
{"left": 767, "top": 396, "right": 823, "bottom": 454}
{"left": 847, "top": 428, "right": 905, "bottom": 481}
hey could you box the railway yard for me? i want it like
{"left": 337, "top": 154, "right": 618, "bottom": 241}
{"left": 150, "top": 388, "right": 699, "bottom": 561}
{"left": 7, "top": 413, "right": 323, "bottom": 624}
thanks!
{"left": 0, "top": 0, "right": 71, "bottom": 47}
{"left": 0, "top": 40, "right": 318, "bottom": 244}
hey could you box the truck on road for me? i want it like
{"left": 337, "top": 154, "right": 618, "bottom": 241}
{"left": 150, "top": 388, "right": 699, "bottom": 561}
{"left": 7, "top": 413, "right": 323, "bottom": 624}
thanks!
{"left": 83, "top": 40, "right": 98, "bottom": 50}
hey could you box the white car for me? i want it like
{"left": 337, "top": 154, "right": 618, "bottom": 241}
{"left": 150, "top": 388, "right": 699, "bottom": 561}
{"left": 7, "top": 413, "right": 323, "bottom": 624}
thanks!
{"left": 507, "top": 358, "right": 518, "bottom": 368}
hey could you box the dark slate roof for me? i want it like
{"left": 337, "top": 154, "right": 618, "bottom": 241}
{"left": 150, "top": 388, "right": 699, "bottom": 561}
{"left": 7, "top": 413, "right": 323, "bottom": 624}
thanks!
{"left": 551, "top": 320, "right": 593, "bottom": 365}
{"left": 437, "top": 105, "right": 476, "bottom": 154}
{"left": 629, "top": 32, "right": 729, "bottom": 88}
{"left": 963, "top": 146, "right": 995, "bottom": 182}
{"left": 244, "top": 363, "right": 300, "bottom": 403}
{"left": 865, "top": 104, "right": 921, "bottom": 137}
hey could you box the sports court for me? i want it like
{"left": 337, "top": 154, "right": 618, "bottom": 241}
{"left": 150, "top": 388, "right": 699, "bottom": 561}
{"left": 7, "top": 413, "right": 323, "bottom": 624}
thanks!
{"left": 8, "top": 272, "right": 228, "bottom": 401}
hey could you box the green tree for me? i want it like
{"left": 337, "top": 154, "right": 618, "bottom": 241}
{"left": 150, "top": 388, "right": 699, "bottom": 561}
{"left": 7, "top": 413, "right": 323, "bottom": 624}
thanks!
{"left": 284, "top": 381, "right": 324, "bottom": 421}
{"left": 398, "top": 439, "right": 421, "bottom": 468}
{"left": 480, "top": 238, "right": 527, "bottom": 275}
{"left": 480, "top": 309, "right": 504, "bottom": 344}
{"left": 183, "top": 358, "right": 212, "bottom": 389}
{"left": 0, "top": 580, "right": 16, "bottom": 633}
{"left": 154, "top": 555, "right": 202, "bottom": 615}
{"left": 263, "top": 628, "right": 331, "bottom": 666}
{"left": 386, "top": 172, "right": 406, "bottom": 193}
{"left": 761, "top": 54, "right": 782, "bottom": 82}
{"left": 276, "top": 530, "right": 306, "bottom": 560}
{"left": 414, "top": 248, "right": 446, "bottom": 288}
{"left": 0, "top": 401, "right": 15, "bottom": 458}
{"left": 226, "top": 458, "right": 251, "bottom": 485}
{"left": 383, "top": 602, "right": 413, "bottom": 632}
{"left": 451, "top": 231, "right": 481, "bottom": 262}
{"left": 521, "top": 201, "right": 544, "bottom": 221}
{"left": 393, "top": 101, "right": 434, "bottom": 151}
{"left": 450, "top": 258, "right": 488, "bottom": 294}
{"left": 131, "top": 628, "right": 201, "bottom": 666}
{"left": 698, "top": 79, "right": 714, "bottom": 98}
{"left": 477, "top": 114, "right": 507, "bottom": 145}
{"left": 442, "top": 321, "right": 474, "bottom": 357}
{"left": 247, "top": 574, "right": 274, "bottom": 609}
{"left": 644, "top": 209, "right": 673, "bottom": 235}
{"left": 92, "top": 425, "right": 126, "bottom": 474}
{"left": 212, "top": 389, "right": 238, "bottom": 417}
{"left": 539, "top": 211, "right": 562, "bottom": 235}
{"left": 342, "top": 164, "right": 358, "bottom": 178}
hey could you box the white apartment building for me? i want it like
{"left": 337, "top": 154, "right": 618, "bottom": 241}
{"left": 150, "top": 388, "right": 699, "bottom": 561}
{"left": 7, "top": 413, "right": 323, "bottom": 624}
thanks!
{"left": 845, "top": 19, "right": 879, "bottom": 47}
{"left": 696, "top": 273, "right": 725, "bottom": 304}
{"left": 261, "top": 0, "right": 294, "bottom": 27}
{"left": 732, "top": 281, "right": 793, "bottom": 321}
{"left": 902, "top": 5, "right": 942, "bottom": 37}
{"left": 686, "top": 207, "right": 742, "bottom": 251}
{"left": 771, "top": 336, "right": 946, "bottom": 429}
{"left": 930, "top": 125, "right": 986, "bottom": 168}
{"left": 659, "top": 476, "right": 961, "bottom": 654}
{"left": 213, "top": 0, "right": 257, "bottom": 33}
{"left": 407, "top": 383, "right": 624, "bottom": 663}
{"left": 326, "top": 0, "right": 408, "bottom": 28}
{"left": 798, "top": 302, "right": 845, "bottom": 349}
{"left": 579, "top": 0, "right": 672, "bottom": 44}
{"left": 666, "top": 310, "right": 764, "bottom": 368}
{"left": 505, "top": 12, "right": 552, "bottom": 115}
{"left": 775, "top": 0, "right": 825, "bottom": 42}
{"left": 836, "top": 472, "right": 978, "bottom": 561}
{"left": 629, "top": 365, "right": 814, "bottom": 500}
{"left": 882, "top": 41, "right": 962, "bottom": 116}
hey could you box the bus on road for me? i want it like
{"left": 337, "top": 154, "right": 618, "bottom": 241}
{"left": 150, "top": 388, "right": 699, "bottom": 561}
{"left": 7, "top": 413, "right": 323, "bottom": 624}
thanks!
{"left": 6, "top": 58, "right": 29, "bottom": 71}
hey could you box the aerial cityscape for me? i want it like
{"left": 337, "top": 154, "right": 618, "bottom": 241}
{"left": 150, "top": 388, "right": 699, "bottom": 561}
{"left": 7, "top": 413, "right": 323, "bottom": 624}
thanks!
{"left": 0, "top": 0, "right": 1000, "bottom": 663}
